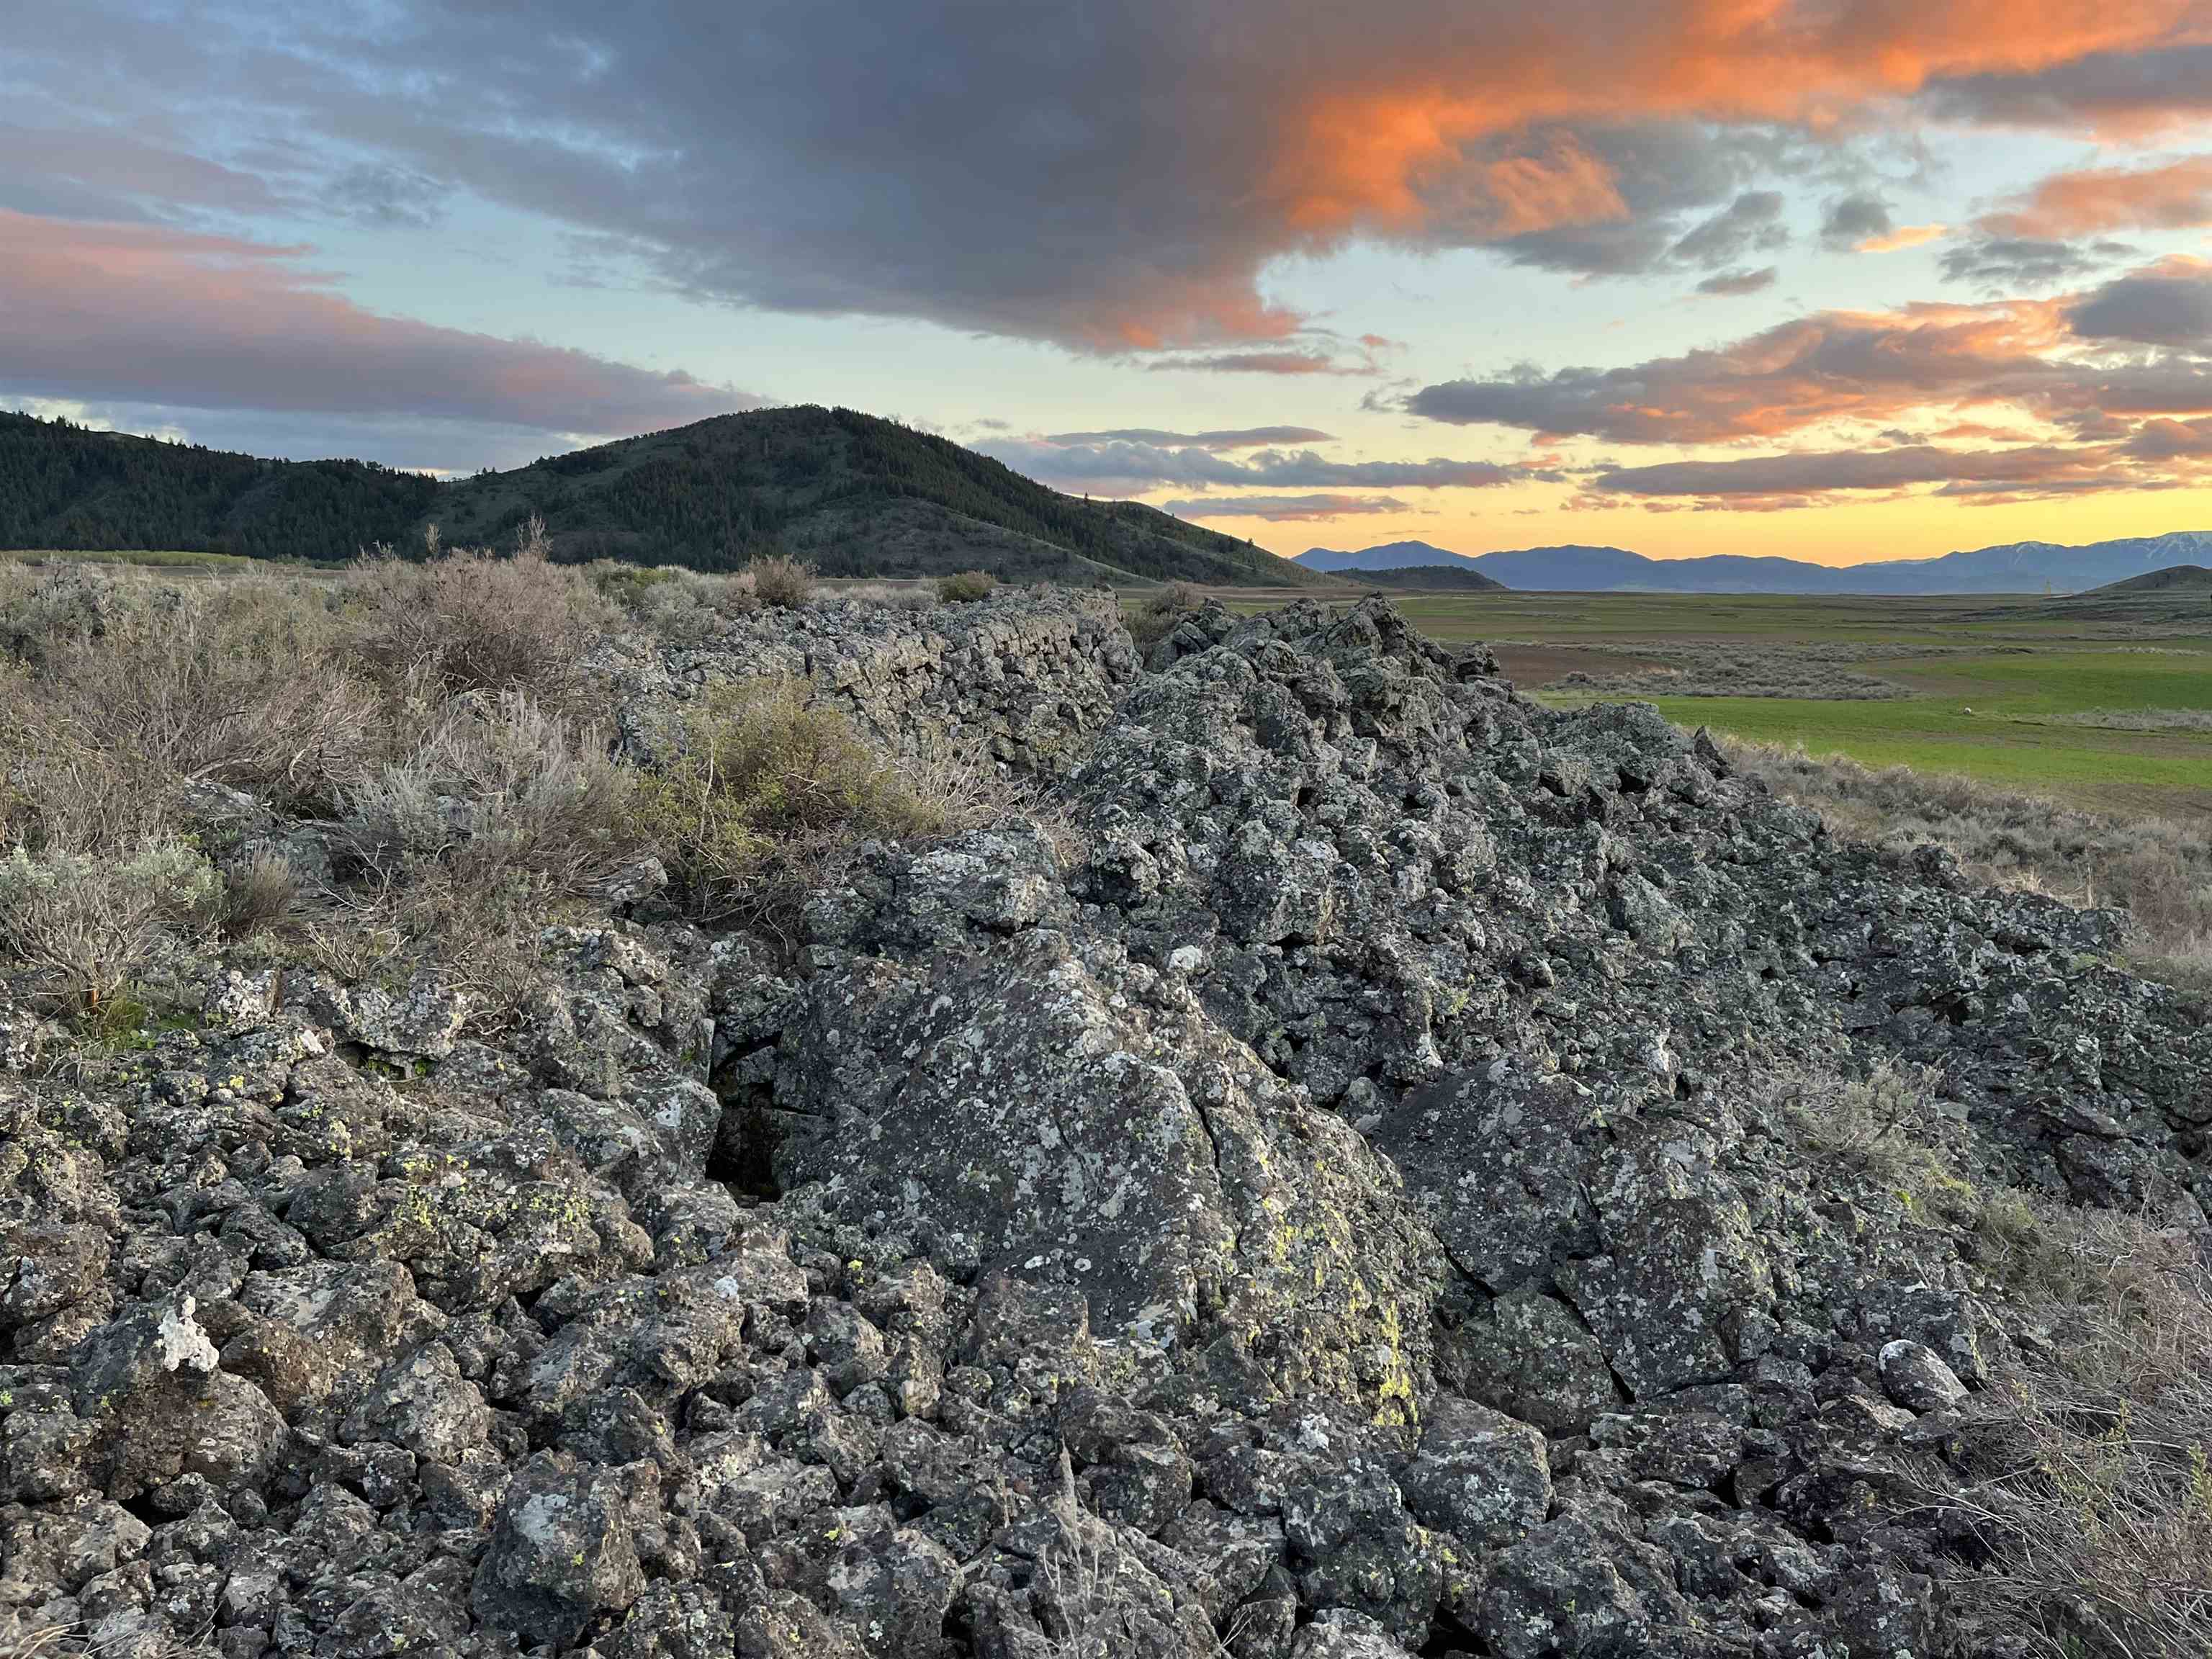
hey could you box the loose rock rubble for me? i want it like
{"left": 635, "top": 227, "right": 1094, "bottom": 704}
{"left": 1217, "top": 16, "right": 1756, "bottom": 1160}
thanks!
{"left": 3, "top": 590, "right": 2206, "bottom": 1658}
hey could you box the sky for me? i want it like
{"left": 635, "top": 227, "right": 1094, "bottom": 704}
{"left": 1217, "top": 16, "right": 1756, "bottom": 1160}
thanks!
{"left": 4, "top": 1, "right": 2212, "bottom": 566}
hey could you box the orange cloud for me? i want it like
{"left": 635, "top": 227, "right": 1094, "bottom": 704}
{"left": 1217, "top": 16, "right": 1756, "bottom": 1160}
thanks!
{"left": 1263, "top": 0, "right": 2203, "bottom": 247}
{"left": 1985, "top": 154, "right": 2212, "bottom": 237}
{"left": 1410, "top": 294, "right": 2088, "bottom": 443}
{"left": 1857, "top": 222, "right": 1950, "bottom": 252}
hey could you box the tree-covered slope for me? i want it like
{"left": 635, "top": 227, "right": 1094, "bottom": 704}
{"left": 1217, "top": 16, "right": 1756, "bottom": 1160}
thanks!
{"left": 0, "top": 412, "right": 440, "bottom": 559}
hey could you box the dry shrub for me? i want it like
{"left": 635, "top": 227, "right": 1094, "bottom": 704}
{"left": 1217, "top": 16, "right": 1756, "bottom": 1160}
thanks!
{"left": 0, "top": 562, "right": 110, "bottom": 667}
{"left": 1124, "top": 583, "right": 1200, "bottom": 649}
{"left": 745, "top": 554, "right": 816, "bottom": 610}
{"left": 1766, "top": 1058, "right": 1976, "bottom": 1219}
{"left": 24, "top": 574, "right": 378, "bottom": 811}
{"left": 1948, "top": 1203, "right": 2212, "bottom": 1658}
{"left": 342, "top": 517, "right": 616, "bottom": 708}
{"left": 935, "top": 570, "right": 997, "bottom": 604}
{"left": 590, "top": 562, "right": 765, "bottom": 643}
{"left": 0, "top": 839, "right": 221, "bottom": 1011}
{"left": 325, "top": 691, "right": 649, "bottom": 1028}
{"left": 0, "top": 704, "right": 176, "bottom": 856}
{"left": 631, "top": 678, "right": 975, "bottom": 930}
{"left": 337, "top": 691, "right": 644, "bottom": 905}
{"left": 1763, "top": 1056, "right": 2212, "bottom": 1655}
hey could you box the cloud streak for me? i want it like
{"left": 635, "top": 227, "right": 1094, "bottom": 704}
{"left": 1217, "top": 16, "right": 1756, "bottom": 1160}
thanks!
{"left": 983, "top": 434, "right": 1547, "bottom": 497}
{"left": 1161, "top": 494, "right": 1411, "bottom": 521}
{"left": 0, "top": 211, "right": 753, "bottom": 439}
{"left": 1408, "top": 261, "right": 2212, "bottom": 448}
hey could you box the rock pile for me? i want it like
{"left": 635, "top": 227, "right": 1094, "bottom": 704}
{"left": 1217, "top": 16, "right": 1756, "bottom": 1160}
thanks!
{"left": 2, "top": 591, "right": 2205, "bottom": 1658}
{"left": 598, "top": 588, "right": 1141, "bottom": 775}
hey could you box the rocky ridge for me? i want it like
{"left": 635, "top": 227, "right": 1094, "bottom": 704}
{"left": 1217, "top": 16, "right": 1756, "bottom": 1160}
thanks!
{"left": 1, "top": 588, "right": 2206, "bottom": 1659}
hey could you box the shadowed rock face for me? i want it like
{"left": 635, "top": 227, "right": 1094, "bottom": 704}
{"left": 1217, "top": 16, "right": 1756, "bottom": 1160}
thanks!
{"left": 1, "top": 590, "right": 2206, "bottom": 1658}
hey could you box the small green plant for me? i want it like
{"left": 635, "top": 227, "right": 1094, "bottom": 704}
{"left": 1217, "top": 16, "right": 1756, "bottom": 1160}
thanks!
{"left": 630, "top": 678, "right": 960, "bottom": 929}
{"left": 935, "top": 570, "right": 997, "bottom": 604}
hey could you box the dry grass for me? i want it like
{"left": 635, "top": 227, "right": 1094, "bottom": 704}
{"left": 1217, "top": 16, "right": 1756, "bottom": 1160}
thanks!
{"left": 1946, "top": 1204, "right": 2212, "bottom": 1659}
{"left": 1732, "top": 739, "right": 2212, "bottom": 998}
{"left": 839, "top": 580, "right": 937, "bottom": 611}
{"left": 0, "top": 552, "right": 1039, "bottom": 1024}
{"left": 220, "top": 848, "right": 309, "bottom": 940}
{"left": 1537, "top": 639, "right": 1913, "bottom": 701}
{"left": 335, "top": 690, "right": 647, "bottom": 922}
{"left": 587, "top": 562, "right": 768, "bottom": 643}
{"left": 1767, "top": 1056, "right": 2212, "bottom": 1657}
{"left": 0, "top": 1619, "right": 215, "bottom": 1658}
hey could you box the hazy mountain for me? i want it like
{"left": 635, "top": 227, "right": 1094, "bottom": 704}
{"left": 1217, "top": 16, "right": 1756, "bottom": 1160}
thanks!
{"left": 1296, "top": 531, "right": 2212, "bottom": 594}
{"left": 0, "top": 407, "right": 1341, "bottom": 588}
{"left": 1298, "top": 540, "right": 1472, "bottom": 572}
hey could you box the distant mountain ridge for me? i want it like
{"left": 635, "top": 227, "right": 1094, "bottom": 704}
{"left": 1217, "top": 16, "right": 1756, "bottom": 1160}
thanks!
{"left": 1298, "top": 532, "right": 2212, "bottom": 594}
{"left": 0, "top": 408, "right": 1340, "bottom": 589}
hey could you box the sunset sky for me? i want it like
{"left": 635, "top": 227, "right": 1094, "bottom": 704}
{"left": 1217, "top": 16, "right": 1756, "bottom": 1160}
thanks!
{"left": 6, "top": 1, "right": 2212, "bottom": 565}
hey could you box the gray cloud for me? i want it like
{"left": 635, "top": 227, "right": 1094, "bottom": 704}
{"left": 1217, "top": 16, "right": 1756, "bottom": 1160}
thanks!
{"left": 1145, "top": 351, "right": 1367, "bottom": 375}
{"left": 1921, "top": 43, "right": 2212, "bottom": 128}
{"left": 1940, "top": 236, "right": 2123, "bottom": 290}
{"left": 981, "top": 436, "right": 1539, "bottom": 495}
{"left": 1671, "top": 192, "right": 1787, "bottom": 269}
{"left": 0, "top": 122, "right": 286, "bottom": 222}
{"left": 2069, "top": 262, "right": 2212, "bottom": 351}
{"left": 1696, "top": 266, "right": 1778, "bottom": 296}
{"left": 1406, "top": 267, "right": 2212, "bottom": 448}
{"left": 325, "top": 162, "right": 450, "bottom": 229}
{"left": 1591, "top": 443, "right": 2120, "bottom": 500}
{"left": 1464, "top": 125, "right": 1809, "bottom": 279}
{"left": 2123, "top": 416, "right": 2212, "bottom": 459}
{"left": 1819, "top": 192, "right": 1892, "bottom": 250}
{"left": 4, "top": 1, "right": 2114, "bottom": 356}
{"left": 1043, "top": 426, "right": 1336, "bottom": 449}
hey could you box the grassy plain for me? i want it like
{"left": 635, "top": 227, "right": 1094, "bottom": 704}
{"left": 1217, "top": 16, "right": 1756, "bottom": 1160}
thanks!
{"left": 1199, "top": 585, "right": 2212, "bottom": 815}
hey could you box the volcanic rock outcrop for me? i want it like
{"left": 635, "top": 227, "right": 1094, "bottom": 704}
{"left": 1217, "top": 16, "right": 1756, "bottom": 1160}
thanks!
{"left": 2, "top": 590, "right": 2206, "bottom": 1658}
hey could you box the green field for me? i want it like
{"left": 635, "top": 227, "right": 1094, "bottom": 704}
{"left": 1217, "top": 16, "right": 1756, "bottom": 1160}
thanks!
{"left": 1203, "top": 587, "right": 2212, "bottom": 814}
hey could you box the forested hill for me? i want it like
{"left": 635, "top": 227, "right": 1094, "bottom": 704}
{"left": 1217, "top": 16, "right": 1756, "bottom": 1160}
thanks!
{"left": 431, "top": 406, "right": 1333, "bottom": 585}
{"left": 0, "top": 406, "right": 1335, "bottom": 587}
{"left": 0, "top": 412, "right": 440, "bottom": 559}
